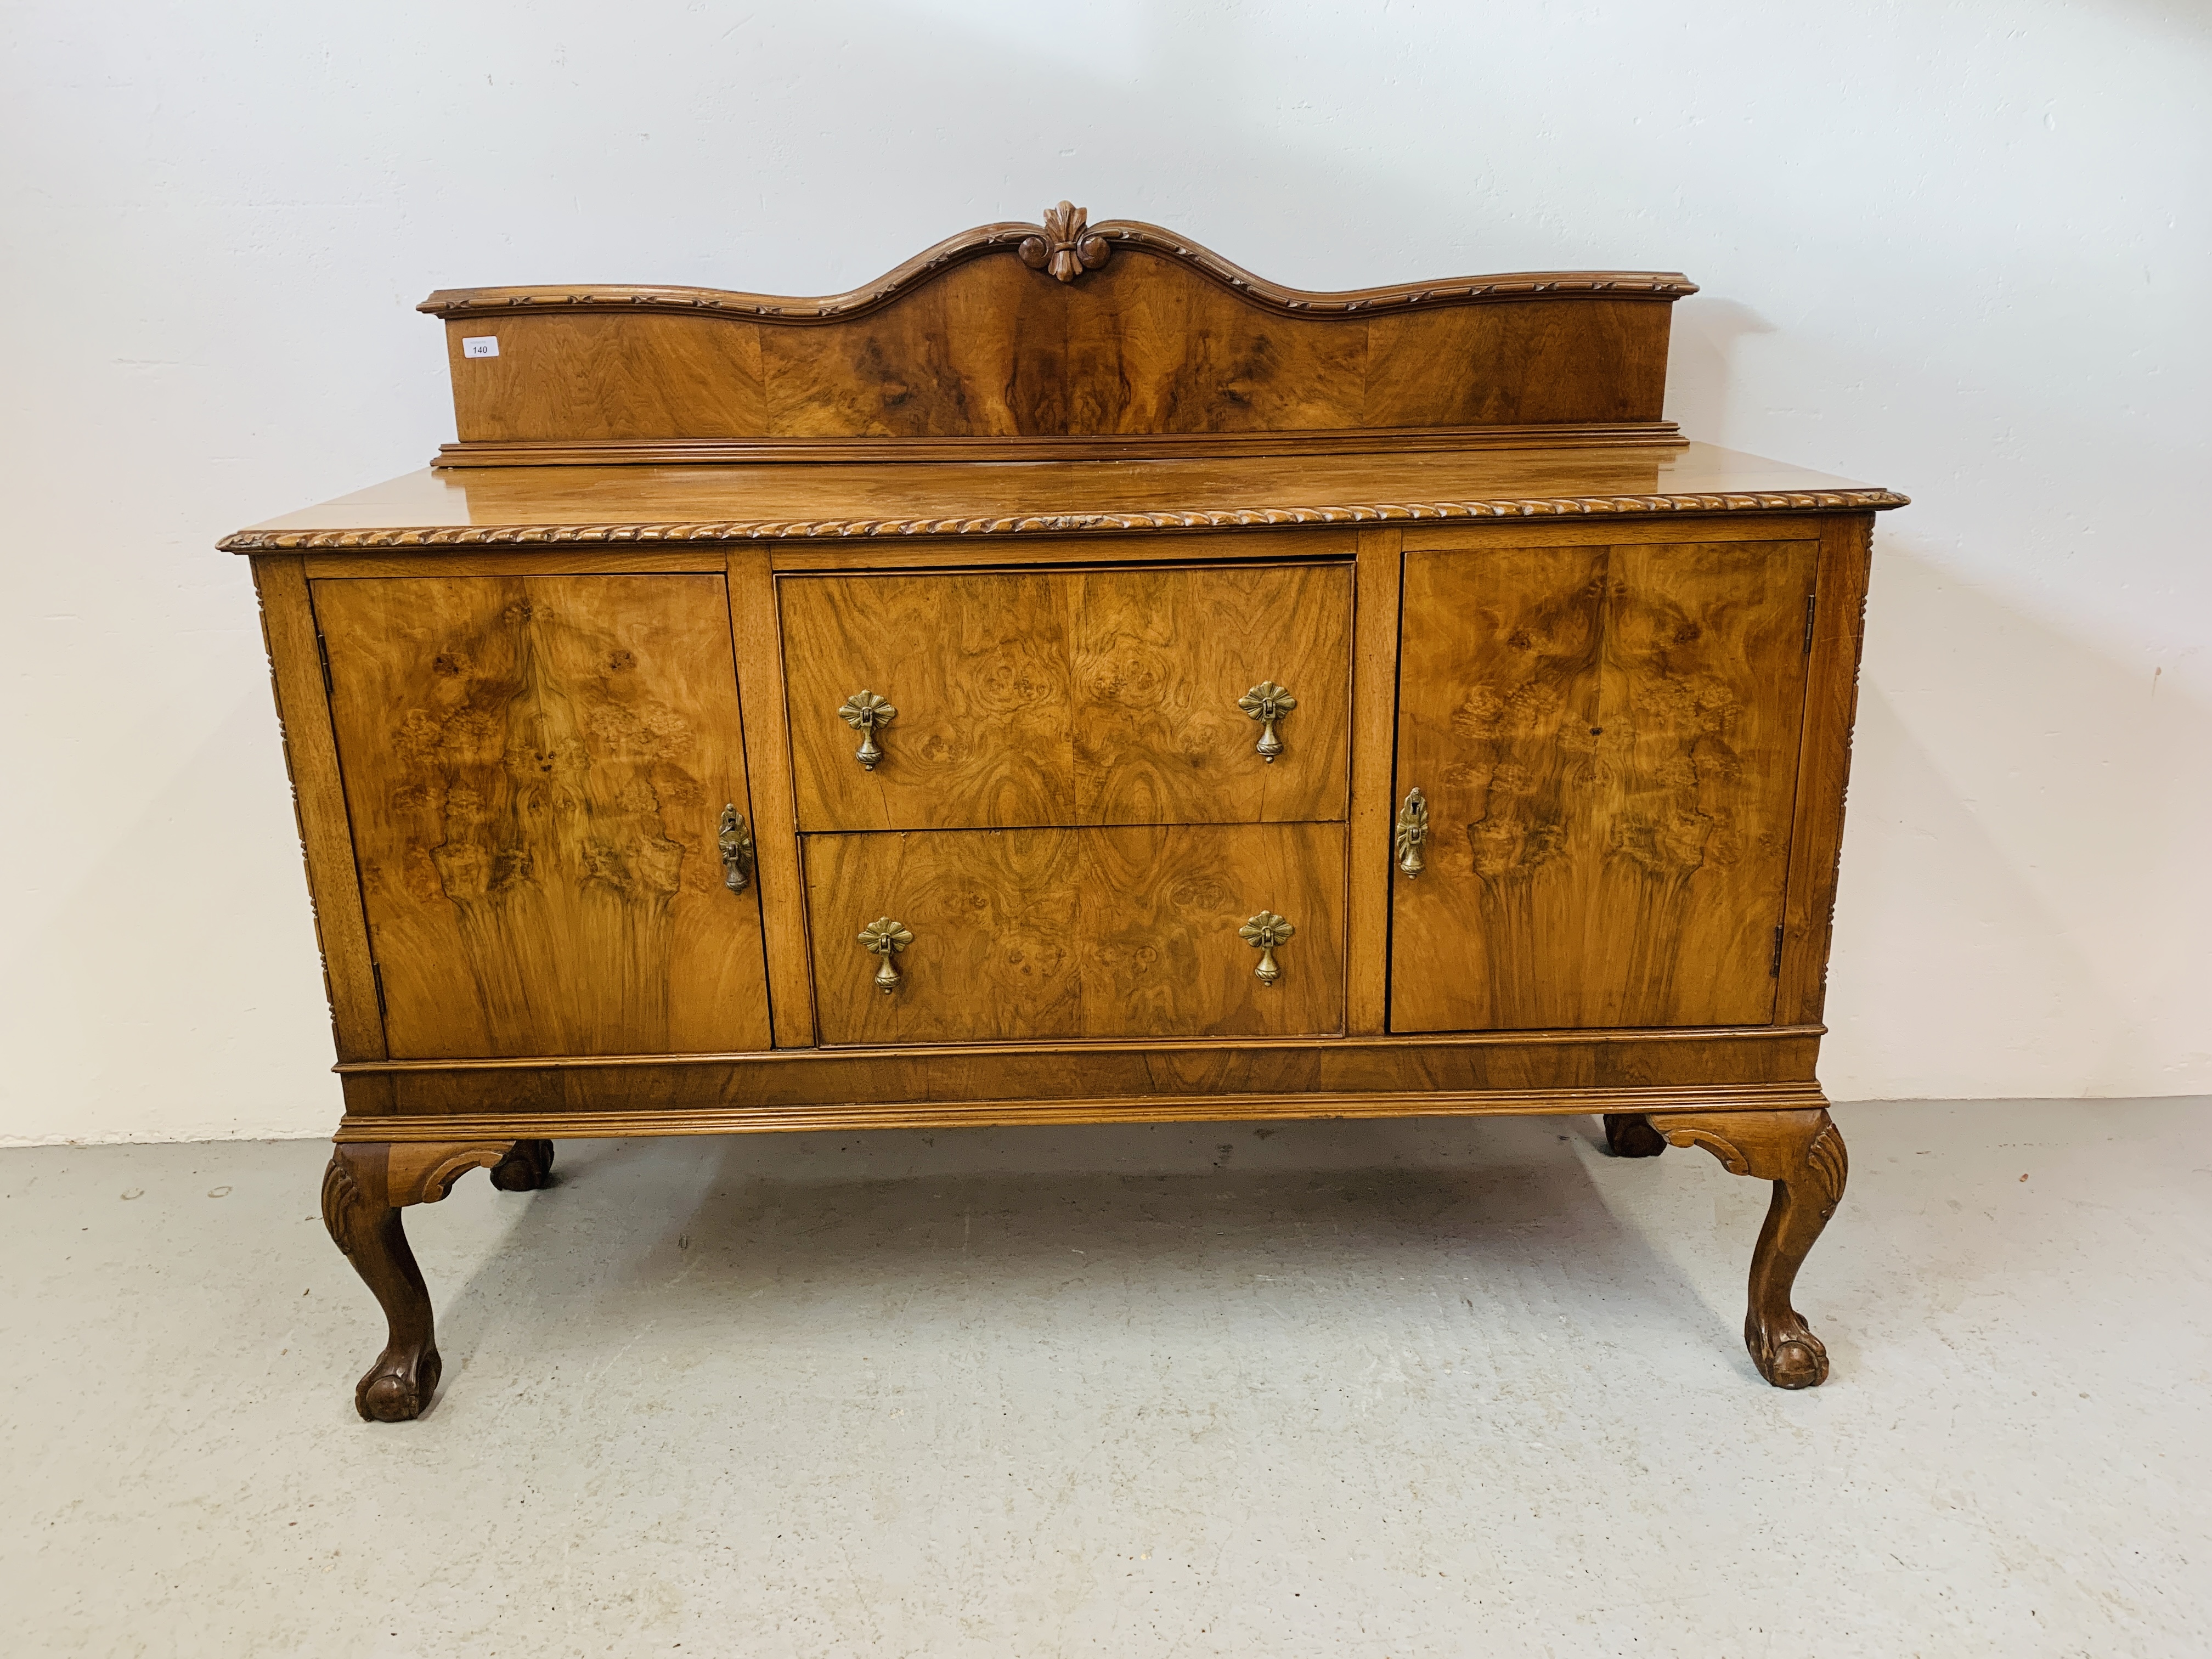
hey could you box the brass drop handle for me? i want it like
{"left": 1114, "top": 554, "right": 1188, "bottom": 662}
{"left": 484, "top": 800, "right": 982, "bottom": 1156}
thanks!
{"left": 1239, "top": 911, "right": 1294, "bottom": 986}
{"left": 838, "top": 690, "right": 897, "bottom": 772}
{"left": 858, "top": 916, "right": 912, "bottom": 994}
{"left": 718, "top": 804, "right": 755, "bottom": 893}
{"left": 1238, "top": 681, "right": 1296, "bottom": 762}
{"left": 1395, "top": 788, "right": 1429, "bottom": 877}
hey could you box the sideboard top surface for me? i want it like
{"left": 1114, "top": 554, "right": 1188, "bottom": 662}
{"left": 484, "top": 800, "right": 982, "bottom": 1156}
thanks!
{"left": 223, "top": 442, "right": 1904, "bottom": 551}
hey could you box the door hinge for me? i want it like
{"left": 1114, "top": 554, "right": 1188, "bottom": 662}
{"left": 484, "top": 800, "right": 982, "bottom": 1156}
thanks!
{"left": 1769, "top": 925, "right": 1786, "bottom": 978}
{"left": 1802, "top": 591, "right": 1818, "bottom": 654}
{"left": 314, "top": 624, "right": 335, "bottom": 696}
{"left": 370, "top": 961, "right": 388, "bottom": 1023}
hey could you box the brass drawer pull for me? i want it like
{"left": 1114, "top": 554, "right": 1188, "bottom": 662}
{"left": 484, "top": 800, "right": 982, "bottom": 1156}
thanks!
{"left": 859, "top": 916, "right": 913, "bottom": 994}
{"left": 838, "top": 690, "right": 897, "bottom": 771}
{"left": 1237, "top": 681, "right": 1296, "bottom": 762}
{"left": 718, "top": 804, "right": 754, "bottom": 893}
{"left": 1239, "top": 911, "right": 1294, "bottom": 986}
{"left": 1395, "top": 788, "right": 1428, "bottom": 877}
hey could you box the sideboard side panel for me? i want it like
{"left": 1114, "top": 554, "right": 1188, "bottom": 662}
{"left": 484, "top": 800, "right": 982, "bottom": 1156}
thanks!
{"left": 1776, "top": 514, "right": 1876, "bottom": 1024}
{"left": 253, "top": 554, "right": 388, "bottom": 1063}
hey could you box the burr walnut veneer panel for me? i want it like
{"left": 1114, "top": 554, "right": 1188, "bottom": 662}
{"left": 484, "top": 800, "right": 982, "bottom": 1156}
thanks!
{"left": 314, "top": 574, "right": 772, "bottom": 1058}
{"left": 782, "top": 564, "right": 1351, "bottom": 831}
{"left": 1390, "top": 539, "right": 1816, "bottom": 1032}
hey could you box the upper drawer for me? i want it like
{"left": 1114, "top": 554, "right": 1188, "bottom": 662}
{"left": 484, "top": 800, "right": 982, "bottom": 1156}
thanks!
{"left": 781, "top": 563, "right": 1351, "bottom": 830}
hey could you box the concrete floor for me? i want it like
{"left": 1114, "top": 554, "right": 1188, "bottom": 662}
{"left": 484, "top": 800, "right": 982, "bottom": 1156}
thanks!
{"left": 3, "top": 1100, "right": 2208, "bottom": 1657}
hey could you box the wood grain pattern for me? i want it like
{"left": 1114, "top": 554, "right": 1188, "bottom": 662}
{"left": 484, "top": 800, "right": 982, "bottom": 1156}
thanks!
{"left": 1775, "top": 514, "right": 1876, "bottom": 1023}
{"left": 1391, "top": 539, "right": 1816, "bottom": 1031}
{"left": 445, "top": 312, "right": 768, "bottom": 444}
{"left": 786, "top": 565, "right": 1352, "bottom": 831}
{"left": 765, "top": 526, "right": 1357, "bottom": 570}
{"left": 222, "top": 444, "right": 1906, "bottom": 552}
{"left": 804, "top": 828, "right": 1084, "bottom": 1044}
{"left": 781, "top": 571, "right": 1077, "bottom": 831}
{"left": 1345, "top": 528, "right": 1403, "bottom": 1035}
{"left": 726, "top": 547, "right": 817, "bottom": 1047}
{"left": 252, "top": 556, "right": 387, "bottom": 1062}
{"left": 1073, "top": 565, "right": 1350, "bottom": 825}
{"left": 313, "top": 573, "right": 773, "bottom": 1058}
{"left": 804, "top": 823, "right": 1345, "bottom": 1044}
{"left": 420, "top": 211, "right": 1695, "bottom": 453}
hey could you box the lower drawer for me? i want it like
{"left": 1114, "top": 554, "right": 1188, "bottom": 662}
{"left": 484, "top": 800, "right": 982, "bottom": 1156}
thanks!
{"left": 803, "top": 823, "right": 1345, "bottom": 1045}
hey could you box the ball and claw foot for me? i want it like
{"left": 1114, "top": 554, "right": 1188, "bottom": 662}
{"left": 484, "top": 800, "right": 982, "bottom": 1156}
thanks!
{"left": 1602, "top": 1113, "right": 1667, "bottom": 1158}
{"left": 357, "top": 1342, "right": 443, "bottom": 1423}
{"left": 1748, "top": 1313, "right": 1830, "bottom": 1390}
{"left": 490, "top": 1139, "right": 556, "bottom": 1192}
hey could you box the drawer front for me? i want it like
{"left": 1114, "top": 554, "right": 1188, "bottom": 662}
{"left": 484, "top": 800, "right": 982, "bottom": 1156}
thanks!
{"left": 805, "top": 822, "right": 1345, "bottom": 1043}
{"left": 783, "top": 565, "right": 1350, "bottom": 831}
{"left": 314, "top": 573, "right": 774, "bottom": 1059}
{"left": 1389, "top": 539, "right": 1816, "bottom": 1032}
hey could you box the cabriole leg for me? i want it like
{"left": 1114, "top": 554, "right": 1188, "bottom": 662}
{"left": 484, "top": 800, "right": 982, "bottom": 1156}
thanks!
{"left": 319, "top": 1139, "right": 540, "bottom": 1422}
{"left": 1644, "top": 1107, "right": 1849, "bottom": 1389}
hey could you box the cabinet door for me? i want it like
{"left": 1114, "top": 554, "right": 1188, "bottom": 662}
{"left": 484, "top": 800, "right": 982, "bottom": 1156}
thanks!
{"left": 1074, "top": 565, "right": 1351, "bottom": 825}
{"left": 806, "top": 823, "right": 1344, "bottom": 1044}
{"left": 314, "top": 573, "right": 772, "bottom": 1059}
{"left": 782, "top": 572, "right": 1076, "bottom": 831}
{"left": 1390, "top": 540, "right": 1816, "bottom": 1032}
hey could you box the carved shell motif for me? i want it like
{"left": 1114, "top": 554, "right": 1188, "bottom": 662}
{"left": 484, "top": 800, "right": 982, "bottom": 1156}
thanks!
{"left": 1019, "top": 202, "right": 1110, "bottom": 283}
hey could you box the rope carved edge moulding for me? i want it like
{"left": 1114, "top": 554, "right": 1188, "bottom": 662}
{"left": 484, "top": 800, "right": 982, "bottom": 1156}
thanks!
{"left": 219, "top": 489, "right": 1911, "bottom": 552}
{"left": 418, "top": 201, "right": 1700, "bottom": 325}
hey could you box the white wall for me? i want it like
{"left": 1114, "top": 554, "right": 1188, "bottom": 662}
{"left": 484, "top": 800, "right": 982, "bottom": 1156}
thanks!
{"left": 2, "top": 1, "right": 2205, "bottom": 1143}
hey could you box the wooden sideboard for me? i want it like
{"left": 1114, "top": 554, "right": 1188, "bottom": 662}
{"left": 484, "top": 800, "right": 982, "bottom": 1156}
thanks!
{"left": 229, "top": 205, "right": 1903, "bottom": 1420}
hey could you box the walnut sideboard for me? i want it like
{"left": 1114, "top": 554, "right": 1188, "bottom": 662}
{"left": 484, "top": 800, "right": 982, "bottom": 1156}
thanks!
{"left": 228, "top": 205, "right": 1904, "bottom": 1420}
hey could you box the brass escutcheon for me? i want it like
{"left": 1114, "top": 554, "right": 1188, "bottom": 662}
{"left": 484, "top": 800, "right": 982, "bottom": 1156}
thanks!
{"left": 838, "top": 690, "right": 897, "bottom": 771}
{"left": 858, "top": 916, "right": 913, "bottom": 994}
{"left": 1239, "top": 911, "right": 1294, "bottom": 986}
{"left": 718, "top": 804, "right": 755, "bottom": 894}
{"left": 1238, "top": 681, "right": 1296, "bottom": 763}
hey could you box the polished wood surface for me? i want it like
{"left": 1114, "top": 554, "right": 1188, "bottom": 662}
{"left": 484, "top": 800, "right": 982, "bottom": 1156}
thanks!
{"left": 1645, "top": 1107, "right": 1847, "bottom": 1388}
{"left": 804, "top": 823, "right": 1345, "bottom": 1045}
{"left": 1389, "top": 538, "right": 1816, "bottom": 1031}
{"left": 252, "top": 556, "right": 386, "bottom": 1062}
{"left": 222, "top": 443, "right": 1904, "bottom": 550}
{"left": 240, "top": 213, "right": 1902, "bottom": 1412}
{"left": 420, "top": 206, "right": 1690, "bottom": 460}
{"left": 782, "top": 571, "right": 1075, "bottom": 830}
{"left": 783, "top": 564, "right": 1351, "bottom": 831}
{"left": 314, "top": 573, "right": 774, "bottom": 1057}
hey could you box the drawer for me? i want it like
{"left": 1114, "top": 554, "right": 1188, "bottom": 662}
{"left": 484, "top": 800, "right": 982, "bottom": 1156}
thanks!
{"left": 781, "top": 565, "right": 1351, "bottom": 830}
{"left": 804, "top": 822, "right": 1345, "bottom": 1044}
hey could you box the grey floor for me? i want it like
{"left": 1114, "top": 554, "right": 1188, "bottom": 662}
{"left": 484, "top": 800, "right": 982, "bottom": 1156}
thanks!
{"left": 3, "top": 1100, "right": 2208, "bottom": 1658}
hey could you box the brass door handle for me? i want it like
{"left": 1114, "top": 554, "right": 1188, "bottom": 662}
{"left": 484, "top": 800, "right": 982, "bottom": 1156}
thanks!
{"left": 838, "top": 690, "right": 897, "bottom": 771}
{"left": 1239, "top": 911, "right": 1294, "bottom": 985}
{"left": 1238, "top": 681, "right": 1296, "bottom": 763}
{"left": 858, "top": 917, "right": 912, "bottom": 994}
{"left": 718, "top": 804, "right": 755, "bottom": 893}
{"left": 1395, "top": 788, "right": 1428, "bottom": 877}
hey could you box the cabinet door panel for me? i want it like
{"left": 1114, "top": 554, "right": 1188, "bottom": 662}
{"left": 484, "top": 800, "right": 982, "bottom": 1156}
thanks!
{"left": 806, "top": 823, "right": 1344, "bottom": 1044}
{"left": 782, "top": 572, "right": 1075, "bottom": 831}
{"left": 1074, "top": 565, "right": 1351, "bottom": 825}
{"left": 313, "top": 574, "right": 771, "bottom": 1058}
{"left": 1390, "top": 540, "right": 1815, "bottom": 1031}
